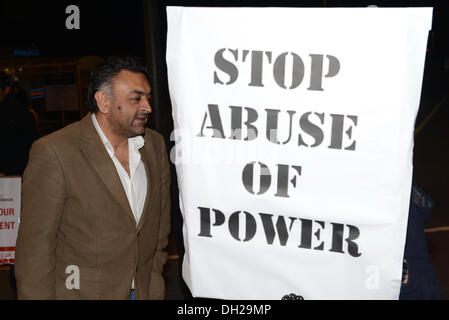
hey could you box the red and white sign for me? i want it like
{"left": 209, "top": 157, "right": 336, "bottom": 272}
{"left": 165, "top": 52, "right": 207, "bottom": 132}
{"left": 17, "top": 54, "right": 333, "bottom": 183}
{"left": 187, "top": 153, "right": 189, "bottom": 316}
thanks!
{"left": 0, "top": 177, "right": 21, "bottom": 264}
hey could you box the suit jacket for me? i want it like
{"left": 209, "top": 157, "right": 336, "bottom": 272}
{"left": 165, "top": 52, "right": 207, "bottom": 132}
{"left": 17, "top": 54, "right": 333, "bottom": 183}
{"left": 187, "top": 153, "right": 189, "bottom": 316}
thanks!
{"left": 15, "top": 114, "right": 171, "bottom": 300}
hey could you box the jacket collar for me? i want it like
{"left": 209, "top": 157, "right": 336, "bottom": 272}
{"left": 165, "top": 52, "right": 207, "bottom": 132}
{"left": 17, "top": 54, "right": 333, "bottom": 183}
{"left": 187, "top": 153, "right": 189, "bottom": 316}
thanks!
{"left": 78, "top": 113, "right": 154, "bottom": 229}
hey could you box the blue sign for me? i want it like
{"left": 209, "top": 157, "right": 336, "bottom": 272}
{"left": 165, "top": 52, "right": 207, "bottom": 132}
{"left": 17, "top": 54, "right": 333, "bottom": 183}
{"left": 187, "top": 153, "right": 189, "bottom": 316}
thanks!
{"left": 13, "top": 49, "right": 40, "bottom": 57}
{"left": 28, "top": 88, "right": 44, "bottom": 100}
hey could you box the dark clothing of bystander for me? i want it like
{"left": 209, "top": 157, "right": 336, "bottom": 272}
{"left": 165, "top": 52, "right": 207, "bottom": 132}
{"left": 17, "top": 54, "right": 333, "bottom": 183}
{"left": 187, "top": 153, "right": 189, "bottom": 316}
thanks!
{"left": 399, "top": 183, "right": 443, "bottom": 299}
{"left": 0, "top": 95, "right": 37, "bottom": 176}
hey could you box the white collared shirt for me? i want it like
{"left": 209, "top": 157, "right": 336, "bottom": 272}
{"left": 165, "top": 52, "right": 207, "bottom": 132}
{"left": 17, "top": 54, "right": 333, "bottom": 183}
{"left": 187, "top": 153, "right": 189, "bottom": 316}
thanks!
{"left": 92, "top": 114, "right": 148, "bottom": 290}
{"left": 91, "top": 113, "right": 148, "bottom": 225}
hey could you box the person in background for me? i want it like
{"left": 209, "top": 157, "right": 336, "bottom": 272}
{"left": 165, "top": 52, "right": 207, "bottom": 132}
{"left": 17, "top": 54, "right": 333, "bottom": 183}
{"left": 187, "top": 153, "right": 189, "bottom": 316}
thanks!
{"left": 400, "top": 183, "right": 443, "bottom": 299}
{"left": 14, "top": 56, "right": 171, "bottom": 300}
{"left": 0, "top": 71, "right": 37, "bottom": 176}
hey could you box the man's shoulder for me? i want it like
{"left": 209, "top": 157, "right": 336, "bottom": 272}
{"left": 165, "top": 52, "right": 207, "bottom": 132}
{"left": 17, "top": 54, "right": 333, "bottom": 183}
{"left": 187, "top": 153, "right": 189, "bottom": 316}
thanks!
{"left": 34, "top": 120, "right": 82, "bottom": 148}
{"left": 143, "top": 128, "right": 165, "bottom": 145}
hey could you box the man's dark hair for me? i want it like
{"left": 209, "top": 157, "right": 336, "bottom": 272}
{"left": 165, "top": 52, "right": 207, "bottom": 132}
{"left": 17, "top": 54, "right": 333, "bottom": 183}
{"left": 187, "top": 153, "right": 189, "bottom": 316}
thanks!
{"left": 0, "top": 71, "right": 11, "bottom": 90}
{"left": 87, "top": 55, "right": 149, "bottom": 113}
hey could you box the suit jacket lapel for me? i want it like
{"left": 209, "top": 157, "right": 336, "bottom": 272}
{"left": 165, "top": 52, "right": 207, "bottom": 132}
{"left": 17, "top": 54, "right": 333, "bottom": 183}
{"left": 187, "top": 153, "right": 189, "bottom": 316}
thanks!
{"left": 79, "top": 114, "right": 137, "bottom": 227}
{"left": 136, "top": 141, "right": 154, "bottom": 233}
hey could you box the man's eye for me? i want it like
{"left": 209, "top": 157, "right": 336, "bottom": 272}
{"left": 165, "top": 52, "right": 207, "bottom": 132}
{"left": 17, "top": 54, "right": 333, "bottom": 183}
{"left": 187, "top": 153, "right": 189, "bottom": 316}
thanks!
{"left": 132, "top": 97, "right": 141, "bottom": 102}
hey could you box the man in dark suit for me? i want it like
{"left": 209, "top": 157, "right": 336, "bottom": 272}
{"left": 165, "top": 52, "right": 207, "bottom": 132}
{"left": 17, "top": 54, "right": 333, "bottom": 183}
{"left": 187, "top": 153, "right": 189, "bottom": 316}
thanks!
{"left": 15, "top": 56, "right": 171, "bottom": 300}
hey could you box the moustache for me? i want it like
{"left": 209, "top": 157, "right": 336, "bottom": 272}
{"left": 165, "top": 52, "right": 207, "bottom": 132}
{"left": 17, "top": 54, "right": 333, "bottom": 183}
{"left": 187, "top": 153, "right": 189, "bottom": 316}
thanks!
{"left": 135, "top": 113, "right": 149, "bottom": 120}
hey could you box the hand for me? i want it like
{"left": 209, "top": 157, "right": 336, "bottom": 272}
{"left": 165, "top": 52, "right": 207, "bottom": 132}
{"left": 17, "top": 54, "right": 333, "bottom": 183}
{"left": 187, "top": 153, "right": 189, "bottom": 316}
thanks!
{"left": 402, "top": 273, "right": 408, "bottom": 284}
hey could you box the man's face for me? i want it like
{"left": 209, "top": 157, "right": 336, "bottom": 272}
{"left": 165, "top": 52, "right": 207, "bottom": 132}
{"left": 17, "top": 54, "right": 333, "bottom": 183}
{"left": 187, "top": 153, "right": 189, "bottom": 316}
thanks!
{"left": 107, "top": 70, "right": 152, "bottom": 138}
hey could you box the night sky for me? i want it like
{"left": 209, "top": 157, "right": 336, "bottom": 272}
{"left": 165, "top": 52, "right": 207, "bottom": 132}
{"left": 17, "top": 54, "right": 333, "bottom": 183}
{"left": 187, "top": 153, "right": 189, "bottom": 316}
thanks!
{"left": 0, "top": 0, "right": 147, "bottom": 58}
{"left": 0, "top": 0, "right": 447, "bottom": 59}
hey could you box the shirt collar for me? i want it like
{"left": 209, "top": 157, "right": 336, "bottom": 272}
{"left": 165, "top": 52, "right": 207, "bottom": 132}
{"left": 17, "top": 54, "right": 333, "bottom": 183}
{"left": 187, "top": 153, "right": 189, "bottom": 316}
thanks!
{"left": 91, "top": 113, "right": 145, "bottom": 156}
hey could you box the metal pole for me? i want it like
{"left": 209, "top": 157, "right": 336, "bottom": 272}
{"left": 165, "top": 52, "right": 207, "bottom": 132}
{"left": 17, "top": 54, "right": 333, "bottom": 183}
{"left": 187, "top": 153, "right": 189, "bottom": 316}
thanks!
{"left": 76, "top": 65, "right": 84, "bottom": 118}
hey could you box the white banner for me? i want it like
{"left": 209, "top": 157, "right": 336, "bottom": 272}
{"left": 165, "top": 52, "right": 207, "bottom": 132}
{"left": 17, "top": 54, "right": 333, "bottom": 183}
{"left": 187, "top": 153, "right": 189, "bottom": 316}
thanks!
{"left": 0, "top": 177, "right": 21, "bottom": 264}
{"left": 166, "top": 7, "right": 432, "bottom": 299}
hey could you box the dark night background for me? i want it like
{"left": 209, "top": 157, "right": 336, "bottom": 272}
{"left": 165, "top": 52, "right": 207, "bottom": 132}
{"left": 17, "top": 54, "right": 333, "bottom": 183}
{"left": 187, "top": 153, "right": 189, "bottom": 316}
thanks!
{"left": 1, "top": 0, "right": 448, "bottom": 300}
{"left": 0, "top": 1, "right": 448, "bottom": 59}
{"left": 1, "top": 0, "right": 447, "bottom": 128}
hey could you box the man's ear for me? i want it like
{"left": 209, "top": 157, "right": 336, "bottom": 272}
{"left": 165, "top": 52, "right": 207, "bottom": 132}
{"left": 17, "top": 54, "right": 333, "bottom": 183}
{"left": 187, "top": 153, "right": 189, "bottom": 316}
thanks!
{"left": 94, "top": 91, "right": 111, "bottom": 114}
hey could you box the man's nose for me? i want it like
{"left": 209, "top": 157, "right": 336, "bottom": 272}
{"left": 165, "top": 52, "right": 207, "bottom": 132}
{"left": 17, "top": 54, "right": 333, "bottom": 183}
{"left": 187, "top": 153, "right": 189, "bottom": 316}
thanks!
{"left": 141, "top": 96, "right": 152, "bottom": 113}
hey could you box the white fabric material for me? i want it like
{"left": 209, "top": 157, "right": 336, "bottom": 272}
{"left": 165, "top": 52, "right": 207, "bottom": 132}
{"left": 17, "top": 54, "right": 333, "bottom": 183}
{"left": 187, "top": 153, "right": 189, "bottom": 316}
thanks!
{"left": 166, "top": 7, "right": 433, "bottom": 299}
